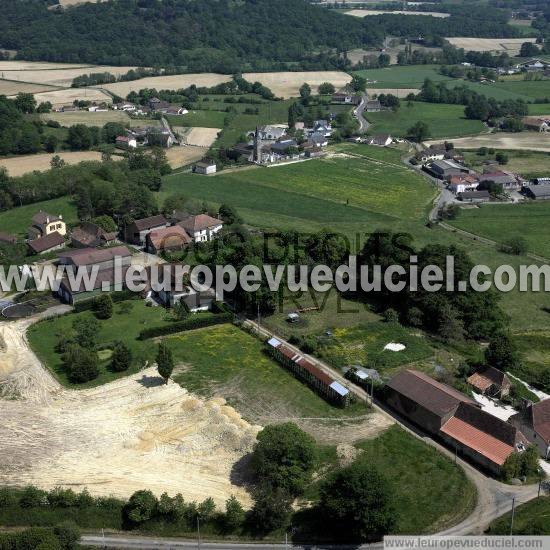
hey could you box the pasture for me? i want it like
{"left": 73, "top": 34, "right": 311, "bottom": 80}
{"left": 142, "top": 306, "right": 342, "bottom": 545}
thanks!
{"left": 0, "top": 196, "right": 77, "bottom": 236}
{"left": 461, "top": 149, "right": 550, "bottom": 179}
{"left": 40, "top": 110, "right": 135, "bottom": 127}
{"left": 355, "top": 64, "right": 453, "bottom": 89}
{"left": 0, "top": 151, "right": 103, "bottom": 177}
{"left": 0, "top": 79, "right": 59, "bottom": 96}
{"left": 242, "top": 71, "right": 352, "bottom": 98}
{"left": 448, "top": 202, "right": 550, "bottom": 259}
{"left": 365, "top": 101, "right": 485, "bottom": 139}
{"left": 161, "top": 145, "right": 436, "bottom": 237}
{"left": 445, "top": 37, "right": 536, "bottom": 54}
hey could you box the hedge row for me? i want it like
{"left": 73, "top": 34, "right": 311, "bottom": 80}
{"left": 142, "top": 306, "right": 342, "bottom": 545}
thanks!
{"left": 73, "top": 290, "right": 138, "bottom": 312}
{"left": 138, "top": 312, "right": 233, "bottom": 340}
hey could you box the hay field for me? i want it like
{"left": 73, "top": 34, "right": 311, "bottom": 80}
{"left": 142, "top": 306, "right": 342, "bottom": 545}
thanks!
{"left": 425, "top": 132, "right": 550, "bottom": 152}
{"left": 0, "top": 318, "right": 258, "bottom": 506}
{"left": 0, "top": 79, "right": 59, "bottom": 96}
{"left": 165, "top": 146, "right": 206, "bottom": 168}
{"left": 183, "top": 127, "right": 221, "bottom": 147}
{"left": 242, "top": 71, "right": 352, "bottom": 98}
{"left": 368, "top": 87, "right": 420, "bottom": 97}
{"left": 32, "top": 88, "right": 112, "bottom": 108}
{"left": 102, "top": 73, "right": 231, "bottom": 97}
{"left": 445, "top": 37, "right": 537, "bottom": 54}
{"left": 0, "top": 61, "right": 91, "bottom": 71}
{"left": 347, "top": 9, "right": 450, "bottom": 17}
{"left": 0, "top": 65, "right": 138, "bottom": 87}
{"left": 0, "top": 151, "right": 103, "bottom": 177}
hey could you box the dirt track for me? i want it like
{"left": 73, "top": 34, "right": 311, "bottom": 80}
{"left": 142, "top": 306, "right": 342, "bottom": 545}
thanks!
{"left": 0, "top": 317, "right": 260, "bottom": 507}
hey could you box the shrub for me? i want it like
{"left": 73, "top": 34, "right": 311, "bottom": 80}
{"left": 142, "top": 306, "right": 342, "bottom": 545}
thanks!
{"left": 19, "top": 486, "right": 48, "bottom": 508}
{"left": 138, "top": 312, "right": 232, "bottom": 339}
{"left": 93, "top": 294, "right": 113, "bottom": 320}
{"left": 111, "top": 341, "right": 132, "bottom": 372}
{"left": 124, "top": 490, "right": 158, "bottom": 525}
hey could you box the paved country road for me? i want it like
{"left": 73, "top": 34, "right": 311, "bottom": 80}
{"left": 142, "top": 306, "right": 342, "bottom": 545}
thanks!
{"left": 353, "top": 93, "right": 369, "bottom": 134}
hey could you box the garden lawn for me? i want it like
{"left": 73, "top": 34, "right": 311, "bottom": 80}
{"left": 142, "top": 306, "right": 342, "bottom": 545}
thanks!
{"left": 318, "top": 322, "right": 434, "bottom": 375}
{"left": 365, "top": 102, "right": 485, "bottom": 139}
{"left": 169, "top": 323, "right": 367, "bottom": 421}
{"left": 27, "top": 300, "right": 173, "bottom": 387}
{"left": 0, "top": 196, "right": 77, "bottom": 236}
{"left": 511, "top": 331, "right": 550, "bottom": 392}
{"left": 448, "top": 202, "right": 550, "bottom": 259}
{"left": 355, "top": 425, "right": 477, "bottom": 534}
{"left": 487, "top": 496, "right": 550, "bottom": 535}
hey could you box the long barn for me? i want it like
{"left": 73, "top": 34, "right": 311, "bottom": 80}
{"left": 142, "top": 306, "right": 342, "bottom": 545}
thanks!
{"left": 266, "top": 337, "right": 350, "bottom": 407}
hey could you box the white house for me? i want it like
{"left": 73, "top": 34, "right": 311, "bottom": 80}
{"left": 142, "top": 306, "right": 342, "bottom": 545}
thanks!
{"left": 193, "top": 162, "right": 217, "bottom": 175}
{"left": 178, "top": 214, "right": 224, "bottom": 242}
{"left": 115, "top": 135, "right": 137, "bottom": 148}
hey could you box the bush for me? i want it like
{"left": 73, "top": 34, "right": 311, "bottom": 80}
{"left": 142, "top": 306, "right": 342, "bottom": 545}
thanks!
{"left": 19, "top": 485, "right": 48, "bottom": 508}
{"left": 124, "top": 490, "right": 158, "bottom": 525}
{"left": 138, "top": 312, "right": 232, "bottom": 339}
{"left": 111, "top": 341, "right": 132, "bottom": 372}
{"left": 93, "top": 294, "right": 113, "bottom": 320}
{"left": 65, "top": 345, "right": 100, "bottom": 383}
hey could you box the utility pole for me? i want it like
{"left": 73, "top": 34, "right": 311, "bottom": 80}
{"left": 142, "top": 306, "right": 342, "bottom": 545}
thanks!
{"left": 257, "top": 302, "right": 261, "bottom": 327}
{"left": 197, "top": 516, "right": 201, "bottom": 550}
{"left": 509, "top": 497, "right": 516, "bottom": 536}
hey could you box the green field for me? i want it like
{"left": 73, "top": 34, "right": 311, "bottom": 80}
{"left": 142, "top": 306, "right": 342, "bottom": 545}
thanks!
{"left": 354, "top": 65, "right": 454, "bottom": 89}
{"left": 166, "top": 109, "right": 227, "bottom": 128}
{"left": 511, "top": 331, "right": 550, "bottom": 392}
{"left": 161, "top": 144, "right": 437, "bottom": 237}
{"left": 0, "top": 196, "right": 78, "bottom": 236}
{"left": 356, "top": 426, "right": 477, "bottom": 534}
{"left": 488, "top": 496, "right": 550, "bottom": 535}
{"left": 318, "top": 322, "right": 435, "bottom": 375}
{"left": 169, "top": 323, "right": 367, "bottom": 421}
{"left": 27, "top": 300, "right": 174, "bottom": 387}
{"left": 365, "top": 101, "right": 485, "bottom": 139}
{"left": 448, "top": 202, "right": 550, "bottom": 259}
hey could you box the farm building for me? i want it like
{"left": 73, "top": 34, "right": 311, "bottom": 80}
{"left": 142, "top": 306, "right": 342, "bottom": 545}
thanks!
{"left": 146, "top": 225, "right": 192, "bottom": 254}
{"left": 71, "top": 222, "right": 117, "bottom": 248}
{"left": 266, "top": 337, "right": 350, "bottom": 406}
{"left": 459, "top": 190, "right": 490, "bottom": 203}
{"left": 509, "top": 400, "right": 550, "bottom": 459}
{"left": 427, "top": 159, "right": 469, "bottom": 180}
{"left": 415, "top": 145, "right": 447, "bottom": 164}
{"left": 525, "top": 185, "right": 550, "bottom": 200}
{"left": 448, "top": 174, "right": 480, "bottom": 195}
{"left": 385, "top": 369, "right": 528, "bottom": 475}
{"left": 365, "top": 99, "right": 382, "bottom": 112}
{"left": 467, "top": 366, "right": 511, "bottom": 398}
{"left": 479, "top": 171, "right": 519, "bottom": 190}
{"left": 367, "top": 134, "right": 393, "bottom": 147}
{"left": 332, "top": 93, "right": 361, "bottom": 105}
{"left": 124, "top": 214, "right": 169, "bottom": 246}
{"left": 58, "top": 245, "right": 132, "bottom": 272}
{"left": 193, "top": 162, "right": 217, "bottom": 175}
{"left": 115, "top": 136, "right": 137, "bottom": 149}
{"left": 28, "top": 231, "right": 66, "bottom": 255}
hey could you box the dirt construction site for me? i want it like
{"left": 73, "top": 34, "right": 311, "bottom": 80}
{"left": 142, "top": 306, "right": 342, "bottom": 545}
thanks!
{"left": 0, "top": 316, "right": 260, "bottom": 507}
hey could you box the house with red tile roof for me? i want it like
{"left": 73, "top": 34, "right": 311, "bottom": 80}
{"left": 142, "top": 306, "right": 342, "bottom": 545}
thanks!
{"left": 146, "top": 225, "right": 192, "bottom": 254}
{"left": 509, "top": 400, "right": 550, "bottom": 459}
{"left": 177, "top": 214, "right": 224, "bottom": 243}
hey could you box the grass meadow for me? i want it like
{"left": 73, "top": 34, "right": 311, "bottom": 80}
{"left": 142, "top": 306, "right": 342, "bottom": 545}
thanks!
{"left": 488, "top": 496, "right": 550, "bottom": 535}
{"left": 365, "top": 101, "right": 485, "bottom": 139}
{"left": 0, "top": 196, "right": 78, "bottom": 236}
{"left": 169, "top": 323, "right": 367, "bottom": 420}
{"left": 448, "top": 202, "right": 550, "bottom": 259}
{"left": 460, "top": 149, "right": 550, "bottom": 179}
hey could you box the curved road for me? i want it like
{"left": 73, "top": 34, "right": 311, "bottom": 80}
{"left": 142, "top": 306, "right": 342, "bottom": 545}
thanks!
{"left": 353, "top": 93, "right": 370, "bottom": 134}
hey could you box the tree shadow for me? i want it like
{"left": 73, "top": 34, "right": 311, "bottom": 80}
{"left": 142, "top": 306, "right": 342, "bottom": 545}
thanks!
{"left": 137, "top": 374, "right": 165, "bottom": 388}
{"left": 229, "top": 452, "right": 255, "bottom": 490}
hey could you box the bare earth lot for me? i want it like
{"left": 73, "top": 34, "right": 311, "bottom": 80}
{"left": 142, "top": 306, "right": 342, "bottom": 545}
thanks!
{"left": 102, "top": 74, "right": 231, "bottom": 97}
{"left": 32, "top": 88, "right": 112, "bottom": 108}
{"left": 164, "top": 146, "right": 207, "bottom": 168}
{"left": 0, "top": 151, "right": 103, "bottom": 177}
{"left": 445, "top": 37, "right": 537, "bottom": 54}
{"left": 183, "top": 127, "right": 221, "bottom": 147}
{"left": 0, "top": 319, "right": 259, "bottom": 507}
{"left": 426, "top": 132, "right": 550, "bottom": 152}
{"left": 347, "top": 9, "right": 450, "bottom": 17}
{"left": 243, "top": 71, "right": 352, "bottom": 98}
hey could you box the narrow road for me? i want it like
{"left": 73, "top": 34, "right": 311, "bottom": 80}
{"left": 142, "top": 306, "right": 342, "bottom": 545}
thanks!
{"left": 353, "top": 93, "right": 369, "bottom": 134}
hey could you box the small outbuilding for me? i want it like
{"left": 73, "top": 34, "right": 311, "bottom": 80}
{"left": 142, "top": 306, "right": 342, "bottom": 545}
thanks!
{"left": 193, "top": 162, "right": 217, "bottom": 175}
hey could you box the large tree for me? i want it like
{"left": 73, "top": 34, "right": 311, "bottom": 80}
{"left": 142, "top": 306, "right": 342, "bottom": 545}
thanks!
{"left": 156, "top": 341, "right": 174, "bottom": 384}
{"left": 320, "top": 460, "right": 395, "bottom": 541}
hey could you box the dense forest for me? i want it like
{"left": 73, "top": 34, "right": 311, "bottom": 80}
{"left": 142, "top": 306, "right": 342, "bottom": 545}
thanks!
{"left": 0, "top": 0, "right": 526, "bottom": 70}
